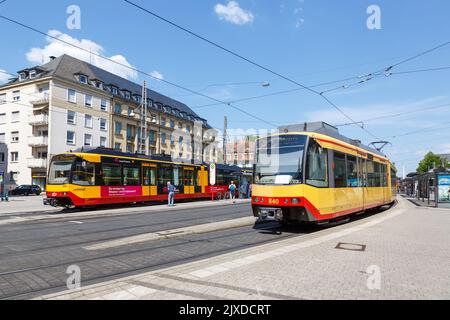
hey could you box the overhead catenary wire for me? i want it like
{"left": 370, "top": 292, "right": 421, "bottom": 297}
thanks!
{"left": 123, "top": 0, "right": 382, "bottom": 141}
{"left": 0, "top": 15, "right": 277, "bottom": 128}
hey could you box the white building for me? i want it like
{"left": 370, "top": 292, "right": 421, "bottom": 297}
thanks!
{"left": 0, "top": 55, "right": 216, "bottom": 190}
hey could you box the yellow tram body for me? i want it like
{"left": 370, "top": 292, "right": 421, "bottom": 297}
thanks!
{"left": 251, "top": 128, "right": 396, "bottom": 224}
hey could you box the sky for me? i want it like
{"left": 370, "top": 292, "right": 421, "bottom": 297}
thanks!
{"left": 0, "top": 0, "right": 449, "bottom": 175}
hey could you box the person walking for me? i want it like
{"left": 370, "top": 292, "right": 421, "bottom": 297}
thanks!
{"left": 167, "top": 181, "right": 176, "bottom": 207}
{"left": 229, "top": 181, "right": 236, "bottom": 204}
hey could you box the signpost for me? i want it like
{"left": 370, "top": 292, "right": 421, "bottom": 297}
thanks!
{"left": 0, "top": 171, "right": 7, "bottom": 202}
{"left": 209, "top": 163, "right": 216, "bottom": 201}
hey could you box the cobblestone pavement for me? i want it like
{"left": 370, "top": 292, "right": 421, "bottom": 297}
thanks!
{"left": 39, "top": 197, "right": 450, "bottom": 300}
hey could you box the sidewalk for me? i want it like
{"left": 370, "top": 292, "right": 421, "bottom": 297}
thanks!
{"left": 0, "top": 195, "right": 59, "bottom": 215}
{"left": 402, "top": 195, "right": 450, "bottom": 209}
{"left": 38, "top": 197, "right": 450, "bottom": 300}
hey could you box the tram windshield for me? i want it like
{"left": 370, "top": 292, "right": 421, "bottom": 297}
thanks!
{"left": 48, "top": 155, "right": 76, "bottom": 185}
{"left": 255, "top": 134, "right": 307, "bottom": 185}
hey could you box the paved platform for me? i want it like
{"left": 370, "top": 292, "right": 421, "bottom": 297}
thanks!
{"left": 402, "top": 195, "right": 450, "bottom": 209}
{"left": 37, "top": 197, "right": 450, "bottom": 300}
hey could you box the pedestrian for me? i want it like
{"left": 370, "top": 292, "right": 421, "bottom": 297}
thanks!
{"left": 167, "top": 181, "right": 176, "bottom": 207}
{"left": 248, "top": 183, "right": 252, "bottom": 198}
{"left": 229, "top": 181, "right": 236, "bottom": 203}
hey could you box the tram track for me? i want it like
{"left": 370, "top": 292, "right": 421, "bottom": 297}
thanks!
{"left": 0, "top": 204, "right": 251, "bottom": 258}
{"left": 0, "top": 224, "right": 302, "bottom": 300}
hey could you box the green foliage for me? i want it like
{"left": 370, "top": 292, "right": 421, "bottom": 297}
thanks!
{"left": 417, "top": 152, "right": 449, "bottom": 173}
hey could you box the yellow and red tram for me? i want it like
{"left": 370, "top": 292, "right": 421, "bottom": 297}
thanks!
{"left": 44, "top": 148, "right": 243, "bottom": 208}
{"left": 251, "top": 126, "right": 397, "bottom": 224}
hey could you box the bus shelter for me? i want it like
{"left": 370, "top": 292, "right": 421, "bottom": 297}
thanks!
{"left": 413, "top": 168, "right": 450, "bottom": 208}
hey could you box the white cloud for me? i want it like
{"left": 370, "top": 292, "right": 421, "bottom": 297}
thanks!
{"left": 26, "top": 30, "right": 138, "bottom": 80}
{"left": 0, "top": 70, "right": 11, "bottom": 84}
{"left": 214, "top": 1, "right": 254, "bottom": 25}
{"left": 150, "top": 70, "right": 164, "bottom": 81}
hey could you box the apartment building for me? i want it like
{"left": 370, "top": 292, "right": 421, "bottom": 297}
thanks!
{"left": 0, "top": 54, "right": 216, "bottom": 190}
{"left": 225, "top": 137, "right": 256, "bottom": 168}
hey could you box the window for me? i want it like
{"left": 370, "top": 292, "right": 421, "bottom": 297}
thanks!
{"left": 143, "top": 167, "right": 156, "bottom": 186}
{"left": 101, "top": 164, "right": 122, "bottom": 186}
{"left": 170, "top": 120, "right": 175, "bottom": 129}
{"left": 0, "top": 152, "right": 4, "bottom": 163}
{"left": 381, "top": 164, "right": 388, "bottom": 187}
{"left": 373, "top": 162, "right": 381, "bottom": 187}
{"left": 333, "top": 152, "right": 347, "bottom": 188}
{"left": 366, "top": 160, "right": 375, "bottom": 187}
{"left": 67, "top": 131, "right": 75, "bottom": 145}
{"left": 186, "top": 125, "right": 191, "bottom": 134}
{"left": 29, "top": 70, "right": 37, "bottom": 79}
{"left": 346, "top": 155, "right": 358, "bottom": 187}
{"left": 115, "top": 121, "right": 122, "bottom": 135}
{"left": 12, "top": 90, "right": 20, "bottom": 101}
{"left": 11, "top": 111, "right": 19, "bottom": 122}
{"left": 100, "top": 99, "right": 108, "bottom": 111}
{"left": 85, "top": 94, "right": 92, "bottom": 107}
{"left": 114, "top": 143, "right": 121, "bottom": 151}
{"left": 157, "top": 165, "right": 173, "bottom": 187}
{"left": 19, "top": 73, "right": 26, "bottom": 81}
{"left": 128, "top": 107, "right": 134, "bottom": 116}
{"left": 126, "top": 143, "right": 133, "bottom": 153}
{"left": 11, "top": 131, "right": 19, "bottom": 143}
{"left": 10, "top": 172, "right": 19, "bottom": 181}
{"left": 84, "top": 134, "right": 92, "bottom": 146}
{"left": 149, "top": 131, "right": 156, "bottom": 144}
{"left": 111, "top": 86, "right": 118, "bottom": 95}
{"left": 85, "top": 115, "right": 93, "bottom": 128}
{"left": 100, "top": 118, "right": 107, "bottom": 131}
{"left": 0, "top": 94, "right": 6, "bottom": 104}
{"left": 124, "top": 91, "right": 131, "bottom": 99}
{"left": 114, "top": 103, "right": 122, "bottom": 114}
{"left": 73, "top": 160, "right": 95, "bottom": 186}
{"left": 11, "top": 152, "right": 19, "bottom": 162}
{"left": 100, "top": 137, "right": 107, "bottom": 147}
{"left": 161, "top": 132, "right": 167, "bottom": 144}
{"left": 126, "top": 125, "right": 134, "bottom": 140}
{"left": 0, "top": 133, "right": 5, "bottom": 143}
{"left": 79, "top": 75, "right": 88, "bottom": 84}
{"left": 0, "top": 113, "right": 5, "bottom": 124}
{"left": 95, "top": 81, "right": 103, "bottom": 90}
{"left": 170, "top": 135, "right": 175, "bottom": 146}
{"left": 67, "top": 111, "right": 76, "bottom": 125}
{"left": 123, "top": 166, "right": 140, "bottom": 186}
{"left": 305, "top": 140, "right": 328, "bottom": 187}
{"left": 68, "top": 89, "right": 76, "bottom": 103}
{"left": 161, "top": 118, "right": 166, "bottom": 127}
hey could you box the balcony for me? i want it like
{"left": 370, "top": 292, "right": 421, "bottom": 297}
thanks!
{"left": 30, "top": 93, "right": 49, "bottom": 107}
{"left": 27, "top": 158, "right": 47, "bottom": 169}
{"left": 28, "top": 114, "right": 49, "bottom": 126}
{"left": 28, "top": 136, "right": 48, "bottom": 147}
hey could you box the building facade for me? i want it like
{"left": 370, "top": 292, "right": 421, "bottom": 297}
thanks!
{"left": 0, "top": 54, "right": 217, "bottom": 190}
{"left": 224, "top": 137, "right": 255, "bottom": 168}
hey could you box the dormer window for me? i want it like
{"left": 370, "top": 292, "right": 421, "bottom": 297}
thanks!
{"left": 94, "top": 81, "right": 103, "bottom": 90}
{"left": 111, "top": 86, "right": 118, "bottom": 95}
{"left": 133, "top": 95, "right": 141, "bottom": 103}
{"left": 79, "top": 74, "right": 88, "bottom": 84}
{"left": 19, "top": 73, "right": 27, "bottom": 81}
{"left": 122, "top": 91, "right": 131, "bottom": 100}
{"left": 29, "top": 70, "right": 37, "bottom": 79}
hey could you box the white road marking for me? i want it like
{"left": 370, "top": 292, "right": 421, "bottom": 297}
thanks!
{"left": 69, "top": 221, "right": 83, "bottom": 224}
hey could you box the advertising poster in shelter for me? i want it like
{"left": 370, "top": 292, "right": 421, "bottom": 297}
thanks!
{"left": 438, "top": 175, "right": 450, "bottom": 202}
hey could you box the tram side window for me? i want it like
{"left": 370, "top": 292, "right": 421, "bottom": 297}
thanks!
{"left": 381, "top": 164, "right": 387, "bottom": 187}
{"left": 102, "top": 164, "right": 122, "bottom": 186}
{"left": 143, "top": 167, "right": 156, "bottom": 186}
{"left": 123, "top": 166, "right": 140, "bottom": 186}
{"left": 333, "top": 152, "right": 347, "bottom": 188}
{"left": 305, "top": 140, "right": 328, "bottom": 187}
{"left": 366, "top": 160, "right": 375, "bottom": 187}
{"left": 373, "top": 162, "right": 381, "bottom": 187}
{"left": 184, "top": 170, "right": 194, "bottom": 186}
{"left": 346, "top": 155, "right": 358, "bottom": 187}
{"left": 158, "top": 165, "right": 173, "bottom": 187}
{"left": 72, "top": 160, "right": 96, "bottom": 186}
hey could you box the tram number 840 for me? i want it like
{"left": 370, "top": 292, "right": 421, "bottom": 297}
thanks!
{"left": 268, "top": 198, "right": 280, "bottom": 205}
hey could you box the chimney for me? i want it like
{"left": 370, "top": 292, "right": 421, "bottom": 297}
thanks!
{"left": 49, "top": 56, "right": 56, "bottom": 61}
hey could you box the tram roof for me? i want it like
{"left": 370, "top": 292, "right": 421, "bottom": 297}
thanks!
{"left": 274, "top": 122, "right": 388, "bottom": 160}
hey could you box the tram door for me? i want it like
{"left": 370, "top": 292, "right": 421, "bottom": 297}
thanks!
{"left": 359, "top": 157, "right": 367, "bottom": 209}
{"left": 183, "top": 167, "right": 194, "bottom": 195}
{"left": 142, "top": 164, "right": 157, "bottom": 198}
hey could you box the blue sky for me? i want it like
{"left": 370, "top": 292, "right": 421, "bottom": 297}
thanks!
{"left": 1, "top": 0, "right": 449, "bottom": 174}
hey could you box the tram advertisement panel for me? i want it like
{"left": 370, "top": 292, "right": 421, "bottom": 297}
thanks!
{"left": 101, "top": 186, "right": 142, "bottom": 197}
{"left": 438, "top": 175, "right": 450, "bottom": 202}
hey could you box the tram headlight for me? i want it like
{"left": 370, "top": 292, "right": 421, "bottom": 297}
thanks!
{"left": 292, "top": 198, "right": 299, "bottom": 204}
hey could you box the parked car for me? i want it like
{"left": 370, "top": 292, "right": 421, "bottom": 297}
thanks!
{"left": 9, "top": 185, "right": 42, "bottom": 196}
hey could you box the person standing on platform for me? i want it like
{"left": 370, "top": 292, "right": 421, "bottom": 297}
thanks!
{"left": 167, "top": 181, "right": 176, "bottom": 207}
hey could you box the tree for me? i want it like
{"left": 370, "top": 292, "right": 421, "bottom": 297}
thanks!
{"left": 416, "top": 152, "right": 449, "bottom": 173}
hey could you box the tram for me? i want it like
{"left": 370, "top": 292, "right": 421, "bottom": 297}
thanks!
{"left": 251, "top": 122, "right": 397, "bottom": 225}
{"left": 44, "top": 148, "right": 243, "bottom": 208}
